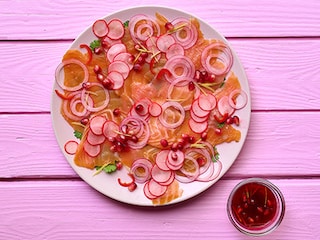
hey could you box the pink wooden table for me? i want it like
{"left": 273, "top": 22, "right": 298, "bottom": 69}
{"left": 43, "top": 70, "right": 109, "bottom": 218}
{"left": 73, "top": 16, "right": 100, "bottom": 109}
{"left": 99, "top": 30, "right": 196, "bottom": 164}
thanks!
{"left": 1, "top": 1, "right": 320, "bottom": 239}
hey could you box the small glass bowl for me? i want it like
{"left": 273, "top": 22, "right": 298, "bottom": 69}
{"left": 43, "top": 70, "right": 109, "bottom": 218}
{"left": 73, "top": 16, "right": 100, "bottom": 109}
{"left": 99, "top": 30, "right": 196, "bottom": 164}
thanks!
{"left": 227, "top": 178, "right": 285, "bottom": 236}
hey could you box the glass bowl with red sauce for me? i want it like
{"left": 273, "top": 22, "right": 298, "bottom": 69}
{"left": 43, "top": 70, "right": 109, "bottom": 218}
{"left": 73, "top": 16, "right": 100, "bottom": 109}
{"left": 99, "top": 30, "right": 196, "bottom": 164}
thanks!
{"left": 227, "top": 178, "right": 285, "bottom": 236}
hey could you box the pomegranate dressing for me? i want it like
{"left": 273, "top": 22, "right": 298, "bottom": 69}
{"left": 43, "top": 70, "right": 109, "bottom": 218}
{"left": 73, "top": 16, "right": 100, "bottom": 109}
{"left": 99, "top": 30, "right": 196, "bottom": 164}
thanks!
{"left": 227, "top": 178, "right": 285, "bottom": 236}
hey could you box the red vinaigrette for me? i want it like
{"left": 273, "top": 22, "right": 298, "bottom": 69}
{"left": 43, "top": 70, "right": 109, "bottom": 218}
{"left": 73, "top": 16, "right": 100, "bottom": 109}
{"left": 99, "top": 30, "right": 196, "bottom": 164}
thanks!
{"left": 227, "top": 178, "right": 285, "bottom": 236}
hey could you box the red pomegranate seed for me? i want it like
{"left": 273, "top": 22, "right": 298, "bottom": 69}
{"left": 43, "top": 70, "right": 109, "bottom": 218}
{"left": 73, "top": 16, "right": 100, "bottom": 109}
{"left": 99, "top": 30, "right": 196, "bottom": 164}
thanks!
{"left": 116, "top": 161, "right": 123, "bottom": 170}
{"left": 165, "top": 22, "right": 174, "bottom": 31}
{"left": 197, "top": 157, "right": 206, "bottom": 167}
{"left": 133, "top": 63, "right": 142, "bottom": 71}
{"left": 232, "top": 116, "right": 240, "bottom": 126}
{"left": 171, "top": 142, "right": 178, "bottom": 151}
{"left": 128, "top": 182, "right": 137, "bottom": 192}
{"left": 226, "top": 117, "right": 234, "bottom": 124}
{"left": 160, "top": 139, "right": 168, "bottom": 147}
{"left": 188, "top": 81, "right": 195, "bottom": 91}
{"left": 188, "top": 136, "right": 196, "bottom": 144}
{"left": 135, "top": 104, "right": 144, "bottom": 113}
{"left": 93, "top": 65, "right": 102, "bottom": 74}
{"left": 130, "top": 136, "right": 139, "bottom": 143}
{"left": 94, "top": 47, "right": 102, "bottom": 54}
{"left": 215, "top": 128, "right": 222, "bottom": 135}
{"left": 113, "top": 108, "right": 121, "bottom": 116}
{"left": 201, "top": 132, "right": 207, "bottom": 141}
{"left": 97, "top": 73, "right": 104, "bottom": 81}
{"left": 80, "top": 118, "right": 89, "bottom": 125}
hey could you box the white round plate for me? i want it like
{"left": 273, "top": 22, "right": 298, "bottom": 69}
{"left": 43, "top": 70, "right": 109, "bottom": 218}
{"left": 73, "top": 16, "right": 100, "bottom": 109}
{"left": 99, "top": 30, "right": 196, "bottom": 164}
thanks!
{"left": 51, "top": 6, "right": 251, "bottom": 206}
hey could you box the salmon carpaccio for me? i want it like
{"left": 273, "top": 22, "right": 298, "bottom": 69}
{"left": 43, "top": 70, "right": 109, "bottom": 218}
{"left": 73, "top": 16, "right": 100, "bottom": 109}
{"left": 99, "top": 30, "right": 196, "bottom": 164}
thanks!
{"left": 56, "top": 13, "right": 246, "bottom": 205}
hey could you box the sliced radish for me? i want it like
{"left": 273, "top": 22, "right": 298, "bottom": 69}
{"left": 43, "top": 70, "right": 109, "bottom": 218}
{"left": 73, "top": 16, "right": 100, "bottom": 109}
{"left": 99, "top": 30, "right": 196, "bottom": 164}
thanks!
{"left": 89, "top": 115, "right": 106, "bottom": 135}
{"left": 189, "top": 118, "right": 208, "bottom": 134}
{"left": 155, "top": 150, "right": 171, "bottom": 171}
{"left": 106, "top": 43, "right": 127, "bottom": 63}
{"left": 92, "top": 19, "right": 109, "bottom": 38}
{"left": 151, "top": 165, "right": 173, "bottom": 185}
{"left": 218, "top": 95, "right": 235, "bottom": 116}
{"left": 167, "top": 150, "right": 184, "bottom": 169}
{"left": 191, "top": 98, "right": 210, "bottom": 118}
{"left": 64, "top": 140, "right": 78, "bottom": 155}
{"left": 156, "top": 34, "right": 175, "bottom": 52}
{"left": 107, "top": 18, "right": 125, "bottom": 40}
{"left": 102, "top": 120, "right": 119, "bottom": 138}
{"left": 86, "top": 129, "right": 106, "bottom": 145}
{"left": 83, "top": 140, "right": 101, "bottom": 157}
{"left": 102, "top": 36, "right": 122, "bottom": 49}
{"left": 147, "top": 179, "right": 167, "bottom": 197}
{"left": 190, "top": 110, "right": 209, "bottom": 123}
{"left": 107, "top": 71, "right": 124, "bottom": 90}
{"left": 166, "top": 43, "right": 184, "bottom": 59}
{"left": 148, "top": 102, "right": 162, "bottom": 117}
{"left": 143, "top": 181, "right": 158, "bottom": 200}
{"left": 114, "top": 52, "right": 134, "bottom": 70}
{"left": 198, "top": 93, "right": 217, "bottom": 111}
{"left": 108, "top": 60, "right": 130, "bottom": 79}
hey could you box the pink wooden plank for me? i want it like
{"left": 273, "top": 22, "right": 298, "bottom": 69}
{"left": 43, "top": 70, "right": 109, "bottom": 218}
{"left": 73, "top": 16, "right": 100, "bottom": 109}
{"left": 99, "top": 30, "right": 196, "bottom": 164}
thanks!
{"left": 0, "top": 112, "right": 319, "bottom": 178}
{"left": 0, "top": 39, "right": 320, "bottom": 113}
{"left": 0, "top": 0, "right": 320, "bottom": 40}
{"left": 0, "top": 179, "right": 319, "bottom": 239}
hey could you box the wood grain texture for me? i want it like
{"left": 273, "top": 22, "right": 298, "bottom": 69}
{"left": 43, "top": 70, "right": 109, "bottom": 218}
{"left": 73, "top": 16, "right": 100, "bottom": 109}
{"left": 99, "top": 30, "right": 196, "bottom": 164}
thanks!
{"left": 0, "top": 179, "right": 319, "bottom": 240}
{"left": 1, "top": 38, "right": 320, "bottom": 113}
{"left": 1, "top": 112, "right": 319, "bottom": 178}
{"left": 0, "top": 0, "right": 319, "bottom": 40}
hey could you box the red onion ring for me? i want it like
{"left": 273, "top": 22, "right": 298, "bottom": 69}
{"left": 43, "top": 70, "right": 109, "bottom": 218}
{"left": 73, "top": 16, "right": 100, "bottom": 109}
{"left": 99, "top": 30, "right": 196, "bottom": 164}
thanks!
{"left": 175, "top": 156, "right": 200, "bottom": 183}
{"left": 196, "top": 160, "right": 222, "bottom": 182}
{"left": 185, "top": 147, "right": 211, "bottom": 175}
{"left": 201, "top": 42, "right": 233, "bottom": 76}
{"left": 129, "top": 14, "right": 160, "bottom": 43}
{"left": 131, "top": 158, "right": 153, "bottom": 183}
{"left": 62, "top": 91, "right": 91, "bottom": 121}
{"left": 81, "top": 83, "right": 110, "bottom": 112}
{"left": 228, "top": 89, "right": 248, "bottom": 110}
{"left": 158, "top": 101, "right": 185, "bottom": 129}
{"left": 164, "top": 55, "right": 195, "bottom": 83}
{"left": 171, "top": 17, "right": 198, "bottom": 49}
{"left": 55, "top": 59, "right": 89, "bottom": 92}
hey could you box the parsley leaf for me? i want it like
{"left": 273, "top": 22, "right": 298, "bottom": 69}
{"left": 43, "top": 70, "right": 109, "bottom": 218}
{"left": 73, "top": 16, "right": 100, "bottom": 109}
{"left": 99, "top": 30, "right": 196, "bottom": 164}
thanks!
{"left": 123, "top": 20, "right": 129, "bottom": 27}
{"left": 95, "top": 164, "right": 117, "bottom": 174}
{"left": 89, "top": 39, "right": 101, "bottom": 51}
{"left": 217, "top": 122, "right": 225, "bottom": 129}
{"left": 73, "top": 130, "right": 83, "bottom": 140}
{"left": 212, "top": 147, "right": 220, "bottom": 162}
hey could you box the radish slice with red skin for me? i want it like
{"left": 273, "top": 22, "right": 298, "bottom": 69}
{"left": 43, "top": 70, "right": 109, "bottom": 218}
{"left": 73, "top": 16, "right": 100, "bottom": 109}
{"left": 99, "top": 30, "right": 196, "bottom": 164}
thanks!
{"left": 151, "top": 165, "right": 173, "bottom": 185}
{"left": 166, "top": 43, "right": 184, "bottom": 59}
{"left": 106, "top": 43, "right": 127, "bottom": 63}
{"left": 89, "top": 116, "right": 106, "bottom": 135}
{"left": 102, "top": 120, "right": 119, "bottom": 138}
{"left": 190, "top": 110, "right": 209, "bottom": 123}
{"left": 198, "top": 93, "right": 217, "bottom": 111}
{"left": 156, "top": 34, "right": 175, "bottom": 52}
{"left": 191, "top": 98, "right": 210, "bottom": 118}
{"left": 101, "top": 36, "right": 122, "bottom": 49}
{"left": 218, "top": 95, "right": 235, "bottom": 116}
{"left": 64, "top": 140, "right": 78, "bottom": 155}
{"left": 55, "top": 59, "right": 89, "bottom": 92}
{"left": 228, "top": 89, "right": 248, "bottom": 110}
{"left": 147, "top": 179, "right": 167, "bottom": 197}
{"left": 86, "top": 129, "right": 106, "bottom": 145}
{"left": 83, "top": 140, "right": 101, "bottom": 157}
{"left": 92, "top": 19, "right": 109, "bottom": 38}
{"left": 107, "top": 18, "right": 125, "bottom": 40}
{"left": 108, "top": 60, "right": 130, "bottom": 79}
{"left": 155, "top": 150, "right": 171, "bottom": 171}
{"left": 143, "top": 181, "right": 158, "bottom": 199}
{"left": 189, "top": 118, "right": 208, "bottom": 134}
{"left": 167, "top": 150, "right": 184, "bottom": 168}
{"left": 113, "top": 52, "right": 134, "bottom": 70}
{"left": 159, "top": 101, "right": 185, "bottom": 129}
{"left": 107, "top": 71, "right": 124, "bottom": 90}
{"left": 148, "top": 102, "right": 162, "bottom": 117}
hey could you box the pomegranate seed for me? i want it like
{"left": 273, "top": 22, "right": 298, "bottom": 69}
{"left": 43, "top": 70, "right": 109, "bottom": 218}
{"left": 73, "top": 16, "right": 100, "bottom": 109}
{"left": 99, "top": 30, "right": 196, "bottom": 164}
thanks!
{"left": 247, "top": 217, "right": 255, "bottom": 223}
{"left": 200, "top": 71, "right": 208, "bottom": 81}
{"left": 237, "top": 207, "right": 243, "bottom": 214}
{"left": 171, "top": 142, "right": 178, "bottom": 151}
{"left": 263, "top": 209, "right": 270, "bottom": 216}
{"left": 194, "top": 70, "right": 201, "bottom": 81}
{"left": 130, "top": 136, "right": 139, "bottom": 143}
{"left": 128, "top": 55, "right": 135, "bottom": 64}
{"left": 93, "top": 65, "right": 101, "bottom": 74}
{"left": 215, "top": 128, "right": 222, "bottom": 135}
{"left": 171, "top": 152, "right": 178, "bottom": 160}
{"left": 135, "top": 104, "right": 144, "bottom": 113}
{"left": 113, "top": 108, "right": 121, "bottom": 117}
{"left": 96, "top": 73, "right": 104, "bottom": 81}
{"left": 102, "top": 78, "right": 114, "bottom": 89}
{"left": 140, "top": 52, "right": 148, "bottom": 59}
{"left": 160, "top": 139, "right": 168, "bottom": 147}
{"left": 136, "top": 55, "right": 145, "bottom": 64}
{"left": 257, "top": 206, "right": 264, "bottom": 213}
{"left": 232, "top": 116, "right": 240, "bottom": 126}
{"left": 197, "top": 157, "right": 206, "bottom": 167}
{"left": 181, "top": 133, "right": 189, "bottom": 141}
{"left": 188, "top": 136, "right": 196, "bottom": 143}
{"left": 119, "top": 134, "right": 127, "bottom": 141}
{"left": 165, "top": 22, "right": 174, "bottom": 31}
{"left": 188, "top": 81, "right": 195, "bottom": 91}
{"left": 94, "top": 47, "right": 102, "bottom": 54}
{"left": 207, "top": 74, "right": 216, "bottom": 83}
{"left": 267, "top": 199, "right": 272, "bottom": 207}
{"left": 80, "top": 118, "right": 89, "bottom": 125}
{"left": 226, "top": 117, "right": 234, "bottom": 124}
{"left": 128, "top": 182, "right": 137, "bottom": 192}
{"left": 201, "top": 132, "right": 207, "bottom": 141}
{"left": 108, "top": 136, "right": 116, "bottom": 143}
{"left": 133, "top": 63, "right": 142, "bottom": 71}
{"left": 116, "top": 162, "right": 123, "bottom": 170}
{"left": 110, "top": 145, "right": 117, "bottom": 152}
{"left": 82, "top": 82, "right": 91, "bottom": 89}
